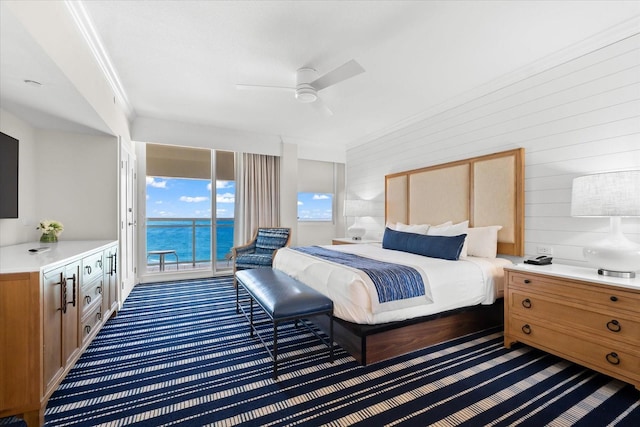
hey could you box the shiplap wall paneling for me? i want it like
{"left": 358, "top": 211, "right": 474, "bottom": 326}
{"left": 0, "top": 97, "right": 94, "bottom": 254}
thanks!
{"left": 347, "top": 32, "right": 640, "bottom": 266}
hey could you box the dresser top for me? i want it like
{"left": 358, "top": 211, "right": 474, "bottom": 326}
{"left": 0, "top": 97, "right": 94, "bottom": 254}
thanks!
{"left": 505, "top": 263, "right": 640, "bottom": 291}
{"left": 0, "top": 240, "right": 117, "bottom": 274}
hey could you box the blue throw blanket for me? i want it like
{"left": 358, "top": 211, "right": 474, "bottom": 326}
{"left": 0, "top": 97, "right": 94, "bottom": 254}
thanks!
{"left": 292, "top": 246, "right": 425, "bottom": 304}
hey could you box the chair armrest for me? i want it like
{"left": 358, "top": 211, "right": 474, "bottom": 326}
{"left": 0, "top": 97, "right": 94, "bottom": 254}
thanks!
{"left": 233, "top": 241, "right": 256, "bottom": 257}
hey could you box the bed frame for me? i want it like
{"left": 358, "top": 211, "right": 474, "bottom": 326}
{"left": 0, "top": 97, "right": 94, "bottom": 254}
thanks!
{"left": 321, "top": 148, "right": 525, "bottom": 365}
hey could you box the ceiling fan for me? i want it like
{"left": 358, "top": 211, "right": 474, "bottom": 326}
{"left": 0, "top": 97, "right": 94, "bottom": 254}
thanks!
{"left": 236, "top": 59, "right": 365, "bottom": 115}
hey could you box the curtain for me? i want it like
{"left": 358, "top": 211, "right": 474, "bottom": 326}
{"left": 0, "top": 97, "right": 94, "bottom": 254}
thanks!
{"left": 234, "top": 153, "right": 281, "bottom": 245}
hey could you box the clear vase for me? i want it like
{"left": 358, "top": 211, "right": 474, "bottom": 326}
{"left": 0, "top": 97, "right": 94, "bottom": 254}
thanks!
{"left": 40, "top": 233, "right": 58, "bottom": 243}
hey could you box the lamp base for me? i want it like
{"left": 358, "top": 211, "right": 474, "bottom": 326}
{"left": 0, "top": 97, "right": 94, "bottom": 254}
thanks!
{"left": 347, "top": 220, "right": 365, "bottom": 240}
{"left": 583, "top": 217, "right": 640, "bottom": 277}
{"left": 598, "top": 268, "right": 636, "bottom": 279}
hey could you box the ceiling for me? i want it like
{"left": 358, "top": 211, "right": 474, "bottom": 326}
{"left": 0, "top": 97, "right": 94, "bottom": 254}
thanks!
{"left": 1, "top": 1, "right": 639, "bottom": 150}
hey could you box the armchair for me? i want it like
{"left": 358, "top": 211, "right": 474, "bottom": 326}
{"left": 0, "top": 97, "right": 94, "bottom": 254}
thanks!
{"left": 232, "top": 227, "right": 291, "bottom": 274}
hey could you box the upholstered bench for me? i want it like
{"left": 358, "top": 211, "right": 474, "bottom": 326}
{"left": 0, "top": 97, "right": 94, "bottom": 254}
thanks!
{"left": 235, "top": 268, "right": 334, "bottom": 379}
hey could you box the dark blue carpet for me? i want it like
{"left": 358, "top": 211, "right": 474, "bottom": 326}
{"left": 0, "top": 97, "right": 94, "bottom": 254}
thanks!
{"left": 37, "top": 276, "right": 639, "bottom": 426}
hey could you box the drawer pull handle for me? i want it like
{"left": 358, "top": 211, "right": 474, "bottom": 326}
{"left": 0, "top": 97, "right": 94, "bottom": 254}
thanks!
{"left": 96, "top": 312, "right": 102, "bottom": 321}
{"left": 606, "top": 320, "right": 621, "bottom": 332}
{"left": 610, "top": 296, "right": 618, "bottom": 302}
{"left": 85, "top": 265, "right": 92, "bottom": 275}
{"left": 523, "top": 279, "right": 531, "bottom": 284}
{"left": 606, "top": 352, "right": 620, "bottom": 365}
{"left": 522, "top": 324, "right": 532, "bottom": 335}
{"left": 84, "top": 325, "right": 91, "bottom": 334}
{"left": 85, "top": 295, "right": 92, "bottom": 304}
{"left": 522, "top": 298, "right": 532, "bottom": 309}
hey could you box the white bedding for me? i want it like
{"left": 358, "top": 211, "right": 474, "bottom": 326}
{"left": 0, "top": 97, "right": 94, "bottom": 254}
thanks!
{"left": 273, "top": 244, "right": 512, "bottom": 325}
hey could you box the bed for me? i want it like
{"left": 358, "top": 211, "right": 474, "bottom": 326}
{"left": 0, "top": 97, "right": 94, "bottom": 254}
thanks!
{"left": 274, "top": 148, "right": 525, "bottom": 364}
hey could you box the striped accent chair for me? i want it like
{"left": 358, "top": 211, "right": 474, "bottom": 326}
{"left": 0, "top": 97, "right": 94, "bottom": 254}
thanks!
{"left": 233, "top": 227, "right": 291, "bottom": 275}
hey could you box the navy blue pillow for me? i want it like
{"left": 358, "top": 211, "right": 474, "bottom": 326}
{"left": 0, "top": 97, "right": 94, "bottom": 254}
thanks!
{"left": 382, "top": 227, "right": 466, "bottom": 261}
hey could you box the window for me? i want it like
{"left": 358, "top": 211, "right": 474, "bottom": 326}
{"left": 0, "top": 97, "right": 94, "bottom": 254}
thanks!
{"left": 297, "top": 192, "right": 333, "bottom": 222}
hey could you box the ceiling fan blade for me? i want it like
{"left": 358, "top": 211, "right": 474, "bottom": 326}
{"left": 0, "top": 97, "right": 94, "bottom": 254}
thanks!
{"left": 311, "top": 97, "right": 333, "bottom": 116}
{"left": 236, "top": 84, "right": 294, "bottom": 92}
{"left": 311, "top": 59, "right": 365, "bottom": 91}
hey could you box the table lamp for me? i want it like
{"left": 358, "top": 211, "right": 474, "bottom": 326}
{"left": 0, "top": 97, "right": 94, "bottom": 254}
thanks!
{"left": 344, "top": 199, "right": 370, "bottom": 240}
{"left": 571, "top": 170, "right": 640, "bottom": 278}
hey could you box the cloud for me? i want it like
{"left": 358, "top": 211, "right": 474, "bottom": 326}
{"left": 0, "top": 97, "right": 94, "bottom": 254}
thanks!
{"left": 298, "top": 201, "right": 303, "bottom": 205}
{"left": 179, "top": 196, "right": 209, "bottom": 203}
{"left": 217, "top": 192, "right": 235, "bottom": 203}
{"left": 217, "top": 181, "right": 233, "bottom": 189}
{"left": 312, "top": 194, "right": 330, "bottom": 200}
{"left": 146, "top": 177, "right": 167, "bottom": 188}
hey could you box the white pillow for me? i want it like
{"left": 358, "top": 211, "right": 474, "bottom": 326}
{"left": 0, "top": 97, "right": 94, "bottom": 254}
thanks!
{"left": 395, "top": 222, "right": 430, "bottom": 234}
{"left": 426, "top": 220, "right": 467, "bottom": 236}
{"left": 466, "top": 226, "right": 503, "bottom": 258}
{"left": 424, "top": 221, "right": 453, "bottom": 233}
{"left": 427, "top": 220, "right": 469, "bottom": 256}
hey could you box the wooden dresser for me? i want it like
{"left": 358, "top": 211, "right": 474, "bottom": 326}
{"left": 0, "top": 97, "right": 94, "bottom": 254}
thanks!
{"left": 504, "top": 264, "right": 640, "bottom": 390}
{"left": 0, "top": 241, "right": 118, "bottom": 426}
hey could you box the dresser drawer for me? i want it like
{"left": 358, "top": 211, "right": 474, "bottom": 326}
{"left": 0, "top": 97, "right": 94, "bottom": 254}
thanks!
{"left": 508, "top": 271, "right": 639, "bottom": 313}
{"left": 508, "top": 289, "right": 640, "bottom": 345}
{"left": 80, "top": 278, "right": 102, "bottom": 315}
{"left": 508, "top": 316, "right": 640, "bottom": 383}
{"left": 82, "top": 252, "right": 104, "bottom": 283}
{"left": 81, "top": 304, "right": 103, "bottom": 345}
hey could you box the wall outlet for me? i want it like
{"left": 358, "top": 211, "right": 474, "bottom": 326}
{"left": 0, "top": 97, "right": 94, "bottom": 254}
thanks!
{"left": 537, "top": 245, "right": 554, "bottom": 255}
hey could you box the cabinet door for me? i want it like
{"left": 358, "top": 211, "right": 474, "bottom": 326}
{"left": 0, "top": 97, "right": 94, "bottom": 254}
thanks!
{"left": 43, "top": 267, "right": 65, "bottom": 393}
{"left": 103, "top": 246, "right": 118, "bottom": 315}
{"left": 63, "top": 262, "right": 81, "bottom": 366}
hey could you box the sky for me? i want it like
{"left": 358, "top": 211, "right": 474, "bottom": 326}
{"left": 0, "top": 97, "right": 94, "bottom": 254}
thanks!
{"left": 297, "top": 192, "right": 333, "bottom": 221}
{"left": 146, "top": 177, "right": 235, "bottom": 218}
{"left": 146, "top": 176, "right": 333, "bottom": 220}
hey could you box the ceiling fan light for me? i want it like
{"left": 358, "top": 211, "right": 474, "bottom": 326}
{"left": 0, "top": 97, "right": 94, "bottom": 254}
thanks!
{"left": 295, "top": 85, "right": 317, "bottom": 103}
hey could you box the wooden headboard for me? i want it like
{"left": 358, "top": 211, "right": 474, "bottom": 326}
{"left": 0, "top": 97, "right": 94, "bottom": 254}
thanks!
{"left": 385, "top": 148, "right": 524, "bottom": 256}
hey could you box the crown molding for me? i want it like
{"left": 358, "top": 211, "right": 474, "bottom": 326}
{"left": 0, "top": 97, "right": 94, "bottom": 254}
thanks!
{"left": 347, "top": 15, "right": 640, "bottom": 150}
{"left": 65, "top": 0, "right": 135, "bottom": 119}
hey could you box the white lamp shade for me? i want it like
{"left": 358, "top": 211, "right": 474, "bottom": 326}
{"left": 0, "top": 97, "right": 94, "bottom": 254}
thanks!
{"left": 344, "top": 199, "right": 372, "bottom": 217}
{"left": 571, "top": 170, "right": 640, "bottom": 217}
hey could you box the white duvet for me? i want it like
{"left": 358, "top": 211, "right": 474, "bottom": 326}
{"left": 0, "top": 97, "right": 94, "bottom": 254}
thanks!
{"left": 273, "top": 244, "right": 511, "bottom": 325}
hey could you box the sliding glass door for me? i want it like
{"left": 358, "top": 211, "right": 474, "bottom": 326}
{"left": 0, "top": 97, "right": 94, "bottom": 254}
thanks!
{"left": 144, "top": 145, "right": 235, "bottom": 275}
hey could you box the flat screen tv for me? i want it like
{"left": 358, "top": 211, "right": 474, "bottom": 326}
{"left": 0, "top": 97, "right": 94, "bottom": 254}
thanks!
{"left": 0, "top": 131, "right": 19, "bottom": 218}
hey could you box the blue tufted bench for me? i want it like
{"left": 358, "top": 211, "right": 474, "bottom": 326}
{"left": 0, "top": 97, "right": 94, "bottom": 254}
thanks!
{"left": 235, "top": 268, "right": 334, "bottom": 379}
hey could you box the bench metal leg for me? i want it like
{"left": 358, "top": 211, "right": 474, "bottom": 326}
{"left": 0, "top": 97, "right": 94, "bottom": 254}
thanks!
{"left": 249, "top": 297, "right": 254, "bottom": 337}
{"left": 236, "top": 283, "right": 239, "bottom": 314}
{"left": 273, "top": 322, "right": 279, "bottom": 379}
{"left": 329, "top": 314, "right": 334, "bottom": 363}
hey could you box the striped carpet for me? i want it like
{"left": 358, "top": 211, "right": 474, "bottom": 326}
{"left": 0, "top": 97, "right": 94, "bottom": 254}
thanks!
{"left": 40, "top": 276, "right": 639, "bottom": 426}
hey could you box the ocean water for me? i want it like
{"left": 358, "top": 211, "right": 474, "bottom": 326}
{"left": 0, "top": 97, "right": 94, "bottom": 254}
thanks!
{"left": 146, "top": 218, "right": 234, "bottom": 263}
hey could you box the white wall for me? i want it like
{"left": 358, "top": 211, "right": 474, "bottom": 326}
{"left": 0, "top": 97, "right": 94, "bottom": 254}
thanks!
{"left": 346, "top": 32, "right": 640, "bottom": 267}
{"left": 35, "top": 129, "right": 119, "bottom": 241}
{"left": 0, "top": 111, "right": 119, "bottom": 246}
{"left": 0, "top": 109, "right": 38, "bottom": 246}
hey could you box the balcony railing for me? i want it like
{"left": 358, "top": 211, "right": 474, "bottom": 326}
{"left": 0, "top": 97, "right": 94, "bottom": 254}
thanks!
{"left": 146, "top": 217, "right": 234, "bottom": 271}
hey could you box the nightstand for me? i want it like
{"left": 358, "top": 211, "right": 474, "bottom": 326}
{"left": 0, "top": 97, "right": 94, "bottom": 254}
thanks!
{"left": 331, "top": 237, "right": 382, "bottom": 245}
{"left": 504, "top": 263, "right": 640, "bottom": 390}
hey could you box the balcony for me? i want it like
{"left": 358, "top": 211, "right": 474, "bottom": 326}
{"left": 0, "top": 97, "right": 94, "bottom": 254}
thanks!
{"left": 146, "top": 217, "right": 234, "bottom": 273}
